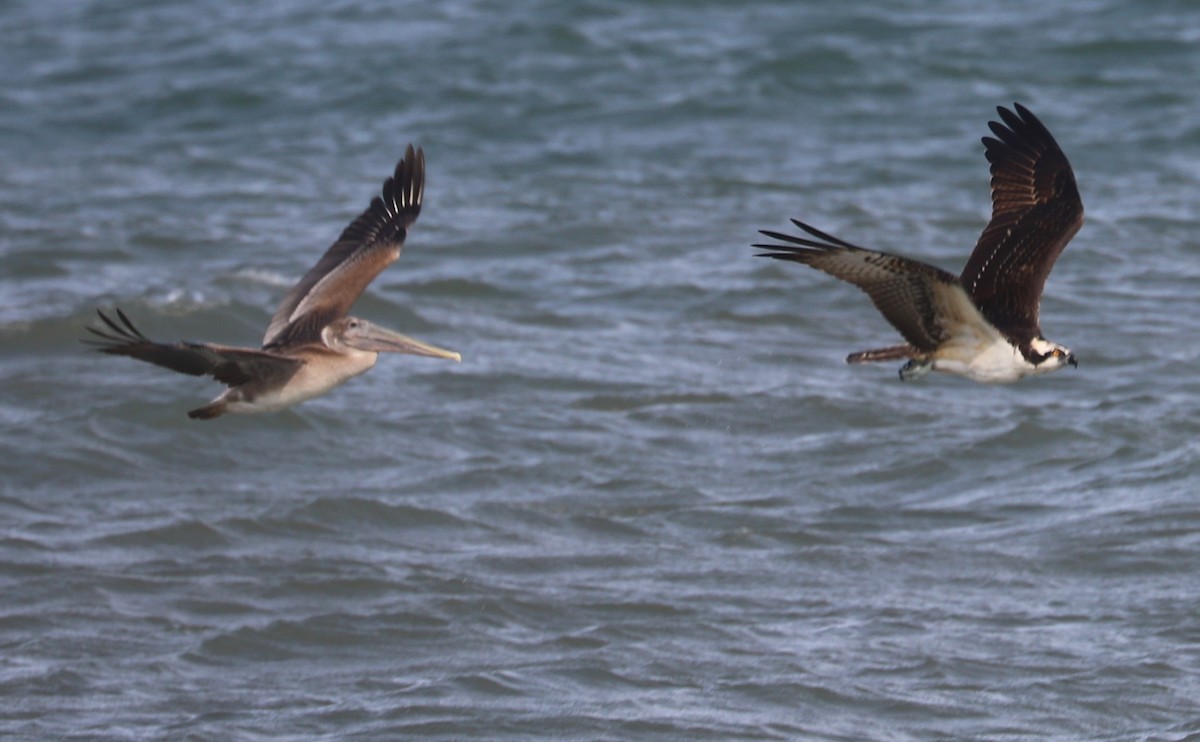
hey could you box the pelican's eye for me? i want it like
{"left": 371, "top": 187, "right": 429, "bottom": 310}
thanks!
{"left": 349, "top": 320, "right": 359, "bottom": 329}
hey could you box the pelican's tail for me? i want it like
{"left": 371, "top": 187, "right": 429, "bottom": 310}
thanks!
{"left": 846, "top": 345, "right": 916, "bottom": 364}
{"left": 187, "top": 401, "right": 227, "bottom": 420}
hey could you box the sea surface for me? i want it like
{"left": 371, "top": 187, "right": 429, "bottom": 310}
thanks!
{"left": 2, "top": 0, "right": 1200, "bottom": 739}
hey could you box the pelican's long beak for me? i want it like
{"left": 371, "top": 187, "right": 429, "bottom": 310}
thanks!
{"left": 350, "top": 326, "right": 461, "bottom": 362}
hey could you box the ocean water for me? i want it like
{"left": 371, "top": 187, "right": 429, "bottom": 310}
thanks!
{"left": 2, "top": 0, "right": 1200, "bottom": 738}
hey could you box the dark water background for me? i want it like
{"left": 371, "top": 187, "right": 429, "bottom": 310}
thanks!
{"left": 2, "top": 0, "right": 1200, "bottom": 738}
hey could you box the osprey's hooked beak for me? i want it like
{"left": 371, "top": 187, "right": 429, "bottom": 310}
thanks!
{"left": 1067, "top": 353, "right": 1077, "bottom": 368}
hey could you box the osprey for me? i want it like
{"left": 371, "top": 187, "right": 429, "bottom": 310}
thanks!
{"left": 755, "top": 103, "right": 1082, "bottom": 383}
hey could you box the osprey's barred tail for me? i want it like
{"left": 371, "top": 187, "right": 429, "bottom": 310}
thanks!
{"left": 846, "top": 345, "right": 916, "bottom": 364}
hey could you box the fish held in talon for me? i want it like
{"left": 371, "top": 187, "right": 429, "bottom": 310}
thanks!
{"left": 754, "top": 103, "right": 1082, "bottom": 384}
{"left": 84, "top": 145, "right": 461, "bottom": 420}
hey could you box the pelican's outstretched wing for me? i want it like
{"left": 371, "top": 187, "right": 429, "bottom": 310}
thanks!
{"left": 755, "top": 219, "right": 965, "bottom": 353}
{"left": 263, "top": 144, "right": 425, "bottom": 349}
{"left": 960, "top": 104, "right": 1083, "bottom": 340}
{"left": 85, "top": 308, "right": 301, "bottom": 388}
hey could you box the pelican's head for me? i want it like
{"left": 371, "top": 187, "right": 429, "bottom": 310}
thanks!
{"left": 326, "top": 316, "right": 461, "bottom": 362}
{"left": 1029, "top": 337, "right": 1076, "bottom": 373}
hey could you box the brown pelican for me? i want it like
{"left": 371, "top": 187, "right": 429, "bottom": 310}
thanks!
{"left": 755, "top": 104, "right": 1082, "bottom": 383}
{"left": 85, "top": 145, "right": 461, "bottom": 419}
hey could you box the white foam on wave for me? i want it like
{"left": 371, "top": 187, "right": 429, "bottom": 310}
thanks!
{"left": 227, "top": 268, "right": 296, "bottom": 289}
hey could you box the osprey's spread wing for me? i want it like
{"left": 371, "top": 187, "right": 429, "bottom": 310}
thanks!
{"left": 755, "top": 219, "right": 966, "bottom": 353}
{"left": 85, "top": 308, "right": 302, "bottom": 388}
{"left": 262, "top": 145, "right": 425, "bottom": 349}
{"left": 960, "top": 104, "right": 1083, "bottom": 340}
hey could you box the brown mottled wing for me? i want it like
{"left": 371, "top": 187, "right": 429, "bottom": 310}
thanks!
{"left": 960, "top": 104, "right": 1083, "bottom": 340}
{"left": 262, "top": 145, "right": 425, "bottom": 349}
{"left": 754, "top": 220, "right": 960, "bottom": 353}
{"left": 85, "top": 308, "right": 301, "bottom": 388}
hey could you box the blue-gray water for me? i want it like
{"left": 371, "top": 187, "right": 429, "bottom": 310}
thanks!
{"left": 3, "top": 0, "right": 1200, "bottom": 739}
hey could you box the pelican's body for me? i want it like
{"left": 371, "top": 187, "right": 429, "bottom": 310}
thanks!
{"left": 86, "top": 145, "right": 460, "bottom": 419}
{"left": 211, "top": 348, "right": 373, "bottom": 417}
{"left": 195, "top": 334, "right": 379, "bottom": 418}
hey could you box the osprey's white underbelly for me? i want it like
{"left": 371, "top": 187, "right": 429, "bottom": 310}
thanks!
{"left": 932, "top": 338, "right": 1036, "bottom": 384}
{"left": 922, "top": 289, "right": 1045, "bottom": 384}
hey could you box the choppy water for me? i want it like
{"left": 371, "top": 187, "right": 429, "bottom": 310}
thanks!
{"left": 3, "top": 0, "right": 1200, "bottom": 739}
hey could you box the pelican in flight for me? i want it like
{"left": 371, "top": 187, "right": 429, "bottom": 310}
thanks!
{"left": 755, "top": 103, "right": 1082, "bottom": 383}
{"left": 85, "top": 145, "right": 461, "bottom": 419}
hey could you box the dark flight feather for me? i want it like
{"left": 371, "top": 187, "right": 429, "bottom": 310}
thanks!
{"left": 755, "top": 219, "right": 962, "bottom": 353}
{"left": 960, "top": 103, "right": 1083, "bottom": 340}
{"left": 263, "top": 144, "right": 425, "bottom": 349}
{"left": 85, "top": 308, "right": 302, "bottom": 389}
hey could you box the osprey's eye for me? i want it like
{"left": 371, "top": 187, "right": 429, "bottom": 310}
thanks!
{"left": 1052, "top": 349, "right": 1063, "bottom": 358}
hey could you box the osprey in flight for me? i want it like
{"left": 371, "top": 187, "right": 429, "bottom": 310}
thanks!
{"left": 755, "top": 103, "right": 1082, "bottom": 383}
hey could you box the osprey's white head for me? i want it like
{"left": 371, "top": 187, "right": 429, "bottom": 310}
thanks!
{"left": 1027, "top": 336, "right": 1077, "bottom": 374}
